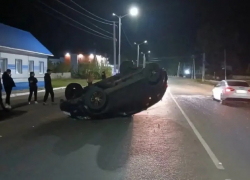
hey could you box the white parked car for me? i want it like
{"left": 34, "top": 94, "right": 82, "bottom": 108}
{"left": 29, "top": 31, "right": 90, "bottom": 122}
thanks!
{"left": 212, "top": 80, "right": 250, "bottom": 104}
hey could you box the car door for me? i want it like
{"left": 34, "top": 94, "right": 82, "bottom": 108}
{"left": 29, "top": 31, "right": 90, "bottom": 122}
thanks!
{"left": 218, "top": 81, "right": 226, "bottom": 99}
{"left": 213, "top": 81, "right": 223, "bottom": 99}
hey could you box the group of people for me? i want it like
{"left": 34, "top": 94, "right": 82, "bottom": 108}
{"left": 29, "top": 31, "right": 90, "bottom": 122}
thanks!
{"left": 0, "top": 68, "right": 55, "bottom": 111}
{"left": 0, "top": 69, "right": 107, "bottom": 111}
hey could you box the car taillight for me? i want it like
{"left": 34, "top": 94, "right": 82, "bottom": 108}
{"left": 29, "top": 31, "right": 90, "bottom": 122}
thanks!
{"left": 225, "top": 87, "right": 235, "bottom": 92}
{"left": 248, "top": 89, "right": 250, "bottom": 92}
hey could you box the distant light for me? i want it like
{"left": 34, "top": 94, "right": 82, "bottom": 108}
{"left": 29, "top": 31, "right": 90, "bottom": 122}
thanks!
{"left": 96, "top": 55, "right": 102, "bottom": 62}
{"left": 89, "top": 54, "right": 94, "bottom": 59}
{"left": 184, "top": 69, "right": 190, "bottom": 74}
{"left": 134, "top": 42, "right": 137, "bottom": 45}
{"left": 148, "top": 51, "right": 151, "bottom": 53}
{"left": 144, "top": 40, "right": 147, "bottom": 43}
{"left": 78, "top": 54, "right": 84, "bottom": 59}
{"left": 65, "top": 53, "right": 70, "bottom": 57}
{"left": 112, "top": 13, "right": 116, "bottom": 16}
{"left": 129, "top": 7, "right": 139, "bottom": 16}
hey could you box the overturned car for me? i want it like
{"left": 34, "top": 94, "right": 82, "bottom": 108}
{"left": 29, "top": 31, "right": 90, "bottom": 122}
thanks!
{"left": 60, "top": 61, "right": 168, "bottom": 119}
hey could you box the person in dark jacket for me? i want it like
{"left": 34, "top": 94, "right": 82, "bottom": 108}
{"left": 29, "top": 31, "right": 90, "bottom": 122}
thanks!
{"left": 28, "top": 72, "right": 38, "bottom": 104}
{"left": 101, "top": 71, "right": 106, "bottom": 80}
{"left": 0, "top": 69, "right": 7, "bottom": 111}
{"left": 2, "top": 69, "right": 15, "bottom": 109}
{"left": 43, "top": 69, "right": 54, "bottom": 105}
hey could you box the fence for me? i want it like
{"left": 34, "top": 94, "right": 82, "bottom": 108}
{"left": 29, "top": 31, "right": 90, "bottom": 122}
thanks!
{"left": 51, "top": 72, "right": 71, "bottom": 79}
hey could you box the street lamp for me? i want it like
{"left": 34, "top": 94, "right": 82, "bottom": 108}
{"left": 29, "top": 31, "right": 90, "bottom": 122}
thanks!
{"left": 129, "top": 7, "right": 139, "bottom": 16}
{"left": 89, "top": 54, "right": 94, "bottom": 60}
{"left": 184, "top": 69, "right": 190, "bottom": 75}
{"left": 113, "top": 7, "right": 139, "bottom": 72}
{"left": 134, "top": 40, "right": 147, "bottom": 67}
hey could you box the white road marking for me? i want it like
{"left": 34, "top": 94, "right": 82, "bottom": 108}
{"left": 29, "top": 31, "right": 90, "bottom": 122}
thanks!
{"left": 168, "top": 88, "right": 225, "bottom": 170}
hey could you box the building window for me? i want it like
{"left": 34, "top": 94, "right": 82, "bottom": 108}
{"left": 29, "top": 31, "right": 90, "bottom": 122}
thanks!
{"left": 15, "top": 59, "right": 22, "bottom": 74}
{"left": 28, "top": 61, "right": 34, "bottom": 72}
{"left": 0, "top": 58, "right": 7, "bottom": 72}
{"left": 39, "top": 61, "right": 44, "bottom": 74}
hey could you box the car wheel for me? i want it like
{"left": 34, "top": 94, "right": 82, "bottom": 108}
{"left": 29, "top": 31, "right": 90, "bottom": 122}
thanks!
{"left": 143, "top": 63, "right": 161, "bottom": 84}
{"left": 84, "top": 86, "right": 107, "bottom": 111}
{"left": 120, "top": 61, "right": 134, "bottom": 74}
{"left": 220, "top": 100, "right": 226, "bottom": 105}
{"left": 212, "top": 94, "right": 216, "bottom": 101}
{"left": 65, "top": 83, "right": 84, "bottom": 100}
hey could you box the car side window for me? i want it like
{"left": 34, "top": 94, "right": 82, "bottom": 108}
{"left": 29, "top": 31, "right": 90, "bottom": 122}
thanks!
{"left": 221, "top": 81, "right": 226, "bottom": 87}
{"left": 215, "top": 82, "right": 221, "bottom": 87}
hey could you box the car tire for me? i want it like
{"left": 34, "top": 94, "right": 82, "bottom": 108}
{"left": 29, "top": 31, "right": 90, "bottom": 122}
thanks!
{"left": 84, "top": 86, "right": 107, "bottom": 111}
{"left": 220, "top": 99, "right": 226, "bottom": 105}
{"left": 120, "top": 61, "right": 134, "bottom": 74}
{"left": 212, "top": 95, "right": 216, "bottom": 101}
{"left": 143, "top": 63, "right": 161, "bottom": 84}
{"left": 65, "top": 83, "right": 84, "bottom": 100}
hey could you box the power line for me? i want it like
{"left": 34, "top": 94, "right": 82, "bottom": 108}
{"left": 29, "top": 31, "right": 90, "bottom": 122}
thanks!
{"left": 56, "top": 0, "right": 114, "bottom": 26}
{"left": 121, "top": 27, "right": 134, "bottom": 49}
{"left": 56, "top": 0, "right": 112, "bottom": 34}
{"left": 38, "top": 0, "right": 113, "bottom": 39}
{"left": 80, "top": 17, "right": 113, "bottom": 35}
{"left": 70, "top": 0, "right": 116, "bottom": 23}
{"left": 35, "top": 6, "right": 112, "bottom": 40}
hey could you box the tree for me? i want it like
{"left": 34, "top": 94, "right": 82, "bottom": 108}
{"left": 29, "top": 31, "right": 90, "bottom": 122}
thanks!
{"left": 196, "top": 21, "right": 242, "bottom": 74}
{"left": 47, "top": 60, "right": 55, "bottom": 71}
{"left": 72, "top": 59, "right": 112, "bottom": 79}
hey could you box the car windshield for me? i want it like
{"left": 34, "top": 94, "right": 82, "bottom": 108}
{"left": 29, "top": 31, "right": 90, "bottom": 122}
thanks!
{"left": 227, "top": 81, "right": 249, "bottom": 87}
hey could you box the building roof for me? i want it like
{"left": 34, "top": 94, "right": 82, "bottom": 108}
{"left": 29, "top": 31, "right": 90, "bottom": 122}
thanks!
{"left": 0, "top": 23, "right": 53, "bottom": 56}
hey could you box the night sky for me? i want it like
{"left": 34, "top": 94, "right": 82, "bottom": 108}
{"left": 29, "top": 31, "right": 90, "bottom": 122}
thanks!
{"left": 1, "top": 0, "right": 250, "bottom": 67}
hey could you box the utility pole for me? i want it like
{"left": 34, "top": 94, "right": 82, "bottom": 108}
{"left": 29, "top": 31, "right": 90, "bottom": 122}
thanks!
{"left": 143, "top": 53, "right": 146, "bottom": 68}
{"left": 113, "top": 22, "right": 116, "bottom": 74}
{"left": 137, "top": 44, "right": 140, "bottom": 67}
{"left": 118, "top": 17, "right": 121, "bottom": 73}
{"left": 177, "top": 62, "right": 180, "bottom": 77}
{"left": 224, "top": 49, "right": 227, "bottom": 80}
{"left": 192, "top": 55, "right": 196, "bottom": 79}
{"left": 202, "top": 53, "right": 205, "bottom": 82}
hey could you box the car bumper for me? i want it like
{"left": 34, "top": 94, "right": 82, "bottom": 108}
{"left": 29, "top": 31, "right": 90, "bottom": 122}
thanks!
{"left": 221, "top": 93, "right": 250, "bottom": 101}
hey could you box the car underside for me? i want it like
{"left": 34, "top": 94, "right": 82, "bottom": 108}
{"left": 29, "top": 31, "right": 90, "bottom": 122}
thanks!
{"left": 60, "top": 61, "right": 168, "bottom": 119}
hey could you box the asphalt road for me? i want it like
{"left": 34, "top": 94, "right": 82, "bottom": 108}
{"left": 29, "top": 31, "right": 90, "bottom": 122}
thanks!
{"left": 0, "top": 78, "right": 249, "bottom": 180}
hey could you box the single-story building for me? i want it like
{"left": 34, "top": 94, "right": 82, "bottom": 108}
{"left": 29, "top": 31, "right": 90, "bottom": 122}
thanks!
{"left": 0, "top": 23, "right": 53, "bottom": 90}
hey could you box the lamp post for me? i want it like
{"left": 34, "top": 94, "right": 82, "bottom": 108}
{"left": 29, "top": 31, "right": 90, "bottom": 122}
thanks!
{"left": 113, "top": 7, "right": 138, "bottom": 72}
{"left": 134, "top": 40, "right": 147, "bottom": 67}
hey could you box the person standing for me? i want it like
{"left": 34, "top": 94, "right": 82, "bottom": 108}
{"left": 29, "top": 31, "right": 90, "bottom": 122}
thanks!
{"left": 0, "top": 69, "right": 7, "bottom": 111}
{"left": 28, "top": 72, "right": 38, "bottom": 104}
{"left": 43, "top": 69, "right": 54, "bottom": 105}
{"left": 87, "top": 72, "right": 94, "bottom": 86}
{"left": 101, "top": 71, "right": 106, "bottom": 80}
{"left": 2, "top": 69, "right": 15, "bottom": 109}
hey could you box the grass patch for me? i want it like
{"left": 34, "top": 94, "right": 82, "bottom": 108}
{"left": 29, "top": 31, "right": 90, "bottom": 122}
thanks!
{"left": 195, "top": 79, "right": 217, "bottom": 86}
{"left": 52, "top": 79, "right": 99, "bottom": 88}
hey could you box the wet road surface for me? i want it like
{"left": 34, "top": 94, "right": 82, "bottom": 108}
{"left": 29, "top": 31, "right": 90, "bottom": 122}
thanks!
{"left": 0, "top": 77, "right": 249, "bottom": 179}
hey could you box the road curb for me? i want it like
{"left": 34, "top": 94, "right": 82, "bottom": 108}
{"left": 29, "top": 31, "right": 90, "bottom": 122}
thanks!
{"left": 2, "top": 87, "right": 66, "bottom": 98}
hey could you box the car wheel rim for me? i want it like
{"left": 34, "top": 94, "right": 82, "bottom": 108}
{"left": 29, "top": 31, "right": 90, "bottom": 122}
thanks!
{"left": 90, "top": 91, "right": 104, "bottom": 107}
